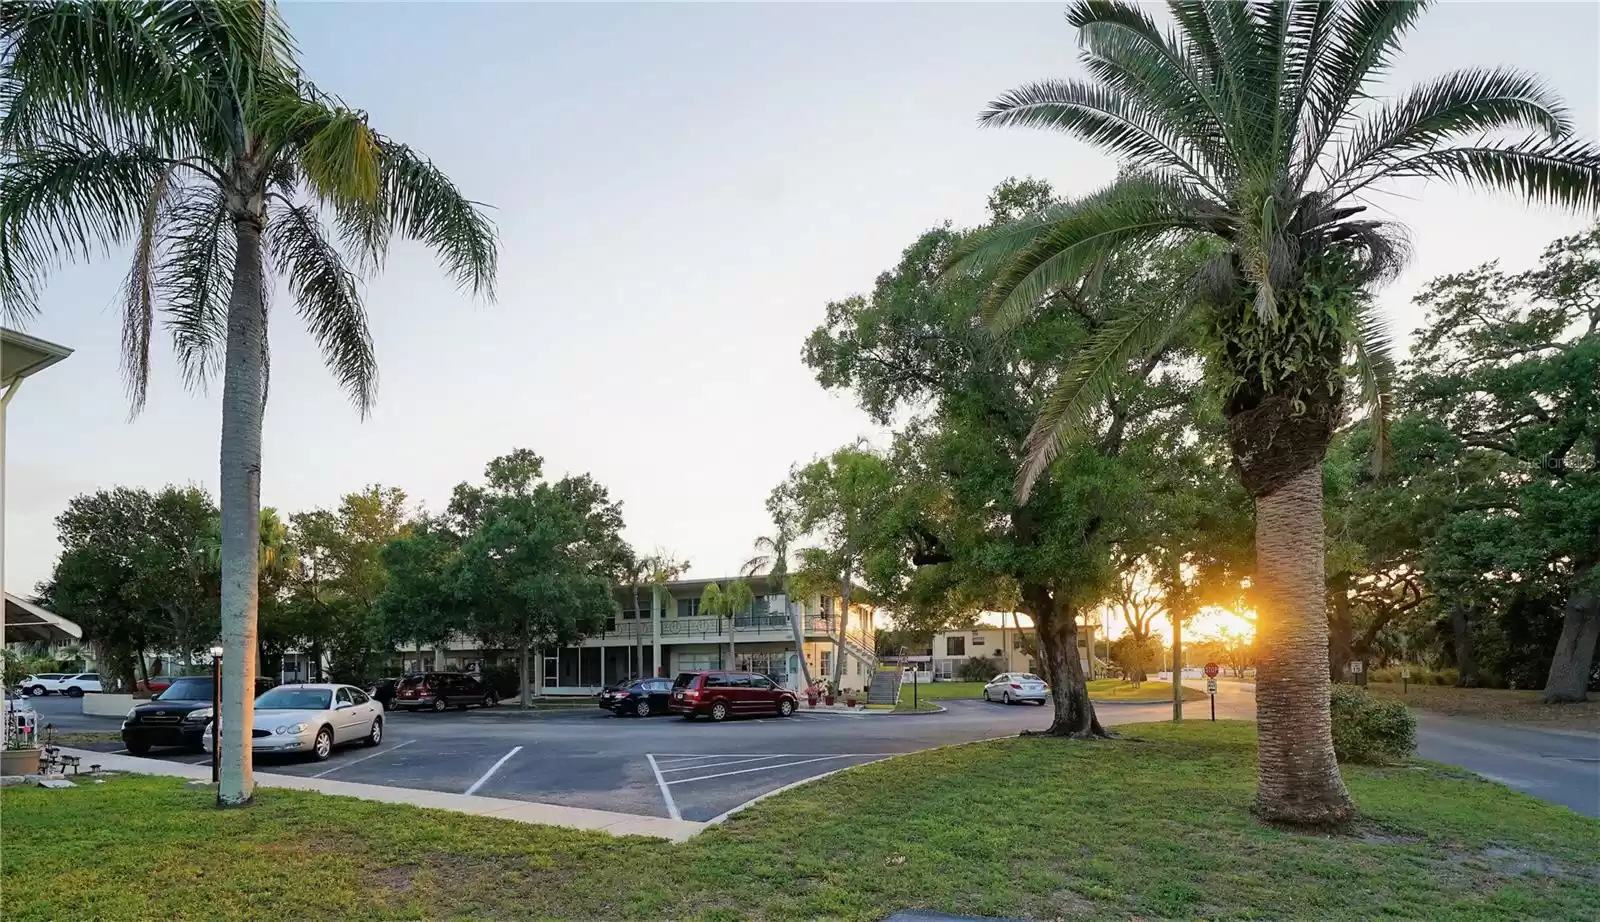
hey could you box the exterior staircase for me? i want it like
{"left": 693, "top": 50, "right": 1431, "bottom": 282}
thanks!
{"left": 867, "top": 668, "right": 901, "bottom": 706}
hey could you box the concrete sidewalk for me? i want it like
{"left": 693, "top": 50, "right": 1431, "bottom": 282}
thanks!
{"left": 57, "top": 747, "right": 707, "bottom": 842}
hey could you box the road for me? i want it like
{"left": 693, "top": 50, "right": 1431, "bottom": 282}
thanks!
{"left": 23, "top": 683, "right": 1598, "bottom": 818}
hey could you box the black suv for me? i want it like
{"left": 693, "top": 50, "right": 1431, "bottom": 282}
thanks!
{"left": 120, "top": 676, "right": 274, "bottom": 754}
{"left": 392, "top": 672, "right": 498, "bottom": 712}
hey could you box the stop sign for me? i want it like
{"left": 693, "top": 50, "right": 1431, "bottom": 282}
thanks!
{"left": 1204, "top": 662, "right": 1220, "bottom": 678}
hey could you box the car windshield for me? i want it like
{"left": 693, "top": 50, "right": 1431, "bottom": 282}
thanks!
{"left": 1017, "top": 674, "right": 1043, "bottom": 682}
{"left": 158, "top": 678, "right": 215, "bottom": 701}
{"left": 255, "top": 687, "right": 332, "bottom": 710}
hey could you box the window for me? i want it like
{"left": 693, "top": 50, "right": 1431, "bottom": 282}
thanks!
{"left": 1014, "top": 634, "right": 1026, "bottom": 650}
{"left": 677, "top": 598, "right": 701, "bottom": 619}
{"left": 335, "top": 687, "right": 352, "bottom": 706}
{"left": 677, "top": 653, "right": 718, "bottom": 673}
{"left": 704, "top": 674, "right": 727, "bottom": 689}
{"left": 820, "top": 651, "right": 833, "bottom": 676}
{"left": 604, "top": 615, "right": 617, "bottom": 632}
{"left": 724, "top": 674, "right": 751, "bottom": 688}
{"left": 749, "top": 675, "right": 773, "bottom": 690}
{"left": 819, "top": 596, "right": 833, "bottom": 618}
{"left": 945, "top": 636, "right": 966, "bottom": 657}
{"left": 971, "top": 635, "right": 986, "bottom": 647}
{"left": 349, "top": 688, "right": 370, "bottom": 704}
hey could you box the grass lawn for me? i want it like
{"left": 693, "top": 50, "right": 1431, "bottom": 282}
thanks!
{"left": 5, "top": 722, "right": 1596, "bottom": 922}
{"left": 1365, "top": 682, "right": 1600, "bottom": 732}
{"left": 898, "top": 678, "right": 1205, "bottom": 705}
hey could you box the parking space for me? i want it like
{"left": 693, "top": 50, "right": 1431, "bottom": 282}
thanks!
{"left": 50, "top": 692, "right": 1068, "bottom": 822}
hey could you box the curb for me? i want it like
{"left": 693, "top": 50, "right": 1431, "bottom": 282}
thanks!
{"left": 882, "top": 703, "right": 949, "bottom": 716}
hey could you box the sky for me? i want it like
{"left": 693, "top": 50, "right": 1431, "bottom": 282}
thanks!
{"left": 5, "top": 1, "right": 1599, "bottom": 602}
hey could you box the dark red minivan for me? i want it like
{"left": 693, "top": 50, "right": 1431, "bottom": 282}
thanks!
{"left": 669, "top": 671, "right": 798, "bottom": 721}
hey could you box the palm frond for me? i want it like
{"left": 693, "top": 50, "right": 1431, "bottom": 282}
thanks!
{"left": 119, "top": 164, "right": 175, "bottom": 413}
{"left": 1300, "top": 0, "right": 1430, "bottom": 181}
{"left": 978, "top": 176, "right": 1222, "bottom": 330}
{"left": 1329, "top": 67, "right": 1570, "bottom": 188}
{"left": 156, "top": 183, "right": 233, "bottom": 388}
{"left": 1357, "top": 136, "right": 1600, "bottom": 212}
{"left": 261, "top": 86, "right": 380, "bottom": 208}
{"left": 1350, "top": 301, "right": 1397, "bottom": 478}
{"left": 0, "top": 139, "right": 169, "bottom": 320}
{"left": 980, "top": 78, "right": 1223, "bottom": 195}
{"left": 1016, "top": 290, "right": 1198, "bottom": 500}
{"left": 336, "top": 139, "right": 497, "bottom": 298}
{"left": 266, "top": 200, "right": 376, "bottom": 413}
{"left": 1068, "top": 1, "right": 1234, "bottom": 177}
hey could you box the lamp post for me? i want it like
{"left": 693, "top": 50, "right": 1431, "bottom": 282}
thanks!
{"left": 209, "top": 645, "right": 224, "bottom": 783}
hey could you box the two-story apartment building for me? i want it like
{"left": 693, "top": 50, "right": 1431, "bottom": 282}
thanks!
{"left": 388, "top": 575, "right": 878, "bottom": 695}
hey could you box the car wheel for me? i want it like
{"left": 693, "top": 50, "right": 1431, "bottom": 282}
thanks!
{"left": 364, "top": 717, "right": 383, "bottom": 747}
{"left": 1003, "top": 692, "right": 1014, "bottom": 705}
{"left": 431, "top": 698, "right": 448, "bottom": 713}
{"left": 982, "top": 689, "right": 990, "bottom": 702}
{"left": 482, "top": 694, "right": 497, "bottom": 709}
{"left": 635, "top": 699, "right": 651, "bottom": 718}
{"left": 312, "top": 726, "right": 334, "bottom": 761}
{"left": 126, "top": 741, "right": 150, "bottom": 755}
{"left": 709, "top": 701, "right": 729, "bottom": 722}
{"left": 67, "top": 686, "right": 84, "bottom": 698}
{"left": 28, "top": 685, "right": 45, "bottom": 697}
{"left": 778, "top": 698, "right": 795, "bottom": 717}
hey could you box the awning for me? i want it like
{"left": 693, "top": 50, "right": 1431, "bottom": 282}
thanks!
{"left": 4, "top": 594, "right": 82, "bottom": 644}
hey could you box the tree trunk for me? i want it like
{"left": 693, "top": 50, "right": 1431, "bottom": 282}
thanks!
{"left": 1328, "top": 573, "right": 1353, "bottom": 683}
{"left": 788, "top": 596, "right": 813, "bottom": 690}
{"left": 1024, "top": 585, "right": 1106, "bottom": 738}
{"left": 1542, "top": 577, "right": 1599, "bottom": 703}
{"left": 1171, "top": 606, "right": 1183, "bottom": 723}
{"left": 631, "top": 585, "right": 642, "bottom": 680}
{"left": 519, "top": 614, "right": 531, "bottom": 709}
{"left": 1252, "top": 465, "right": 1351, "bottom": 826}
{"left": 831, "top": 571, "right": 850, "bottom": 692}
{"left": 217, "top": 215, "right": 266, "bottom": 808}
{"left": 1450, "top": 606, "right": 1481, "bottom": 688}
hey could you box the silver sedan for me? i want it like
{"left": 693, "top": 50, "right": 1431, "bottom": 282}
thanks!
{"left": 983, "top": 673, "right": 1049, "bottom": 705}
{"left": 204, "top": 683, "right": 384, "bottom": 761}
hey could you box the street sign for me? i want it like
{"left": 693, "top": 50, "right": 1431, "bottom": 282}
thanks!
{"left": 1350, "top": 660, "right": 1365, "bottom": 674}
{"left": 1205, "top": 677, "right": 1218, "bottom": 695}
{"left": 1203, "top": 662, "right": 1220, "bottom": 678}
{"left": 1400, "top": 666, "right": 1412, "bottom": 679}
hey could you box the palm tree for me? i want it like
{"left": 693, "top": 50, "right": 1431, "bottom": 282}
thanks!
{"left": 643, "top": 550, "right": 690, "bottom": 677}
{"left": 742, "top": 527, "right": 813, "bottom": 689}
{"left": 0, "top": 2, "right": 497, "bottom": 807}
{"left": 960, "top": 0, "right": 1600, "bottom": 826}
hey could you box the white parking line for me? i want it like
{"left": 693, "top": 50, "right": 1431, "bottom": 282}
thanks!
{"left": 311, "top": 739, "right": 415, "bottom": 779}
{"left": 464, "top": 745, "right": 522, "bottom": 796}
{"left": 657, "top": 754, "right": 789, "bottom": 774}
{"left": 645, "top": 753, "right": 682, "bottom": 821}
{"left": 664, "top": 754, "right": 868, "bottom": 785}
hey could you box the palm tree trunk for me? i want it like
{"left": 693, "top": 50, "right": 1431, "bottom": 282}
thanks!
{"left": 1252, "top": 465, "right": 1351, "bottom": 826}
{"left": 217, "top": 217, "right": 266, "bottom": 807}
{"left": 1328, "top": 573, "right": 1353, "bottom": 683}
{"left": 788, "top": 595, "right": 812, "bottom": 690}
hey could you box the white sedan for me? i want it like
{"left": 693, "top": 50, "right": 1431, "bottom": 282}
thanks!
{"left": 18, "top": 673, "right": 102, "bottom": 697}
{"left": 983, "top": 673, "right": 1049, "bottom": 705}
{"left": 204, "top": 683, "right": 383, "bottom": 761}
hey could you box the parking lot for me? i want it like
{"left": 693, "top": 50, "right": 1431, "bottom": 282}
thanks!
{"left": 42, "top": 694, "right": 1154, "bottom": 821}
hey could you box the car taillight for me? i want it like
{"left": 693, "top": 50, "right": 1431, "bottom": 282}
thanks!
{"left": 684, "top": 689, "right": 699, "bottom": 698}
{"left": 616, "top": 690, "right": 630, "bottom": 697}
{"left": 1010, "top": 683, "right": 1022, "bottom": 689}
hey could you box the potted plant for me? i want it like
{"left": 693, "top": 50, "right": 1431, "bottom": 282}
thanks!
{"left": 845, "top": 694, "right": 858, "bottom": 708}
{"left": 2, "top": 698, "right": 41, "bottom": 776}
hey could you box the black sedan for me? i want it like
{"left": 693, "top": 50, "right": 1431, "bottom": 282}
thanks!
{"left": 599, "top": 678, "right": 672, "bottom": 717}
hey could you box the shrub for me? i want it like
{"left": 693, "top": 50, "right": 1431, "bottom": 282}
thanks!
{"left": 479, "top": 664, "right": 522, "bottom": 700}
{"left": 1329, "top": 684, "right": 1416, "bottom": 764}
{"left": 957, "top": 657, "right": 1001, "bottom": 683}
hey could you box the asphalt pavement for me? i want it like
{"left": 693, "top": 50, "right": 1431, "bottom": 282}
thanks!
{"left": 20, "top": 683, "right": 1598, "bottom": 819}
